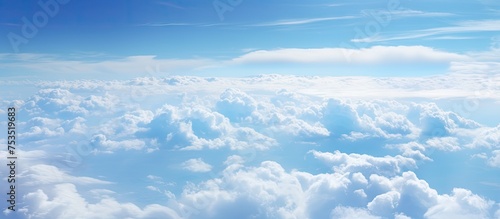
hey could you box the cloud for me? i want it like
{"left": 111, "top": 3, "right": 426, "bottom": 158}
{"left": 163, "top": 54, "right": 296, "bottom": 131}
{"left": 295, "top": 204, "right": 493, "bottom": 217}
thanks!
{"left": 352, "top": 19, "right": 500, "bottom": 43}
{"left": 450, "top": 61, "right": 500, "bottom": 75}
{"left": 487, "top": 150, "right": 500, "bottom": 167}
{"left": 330, "top": 206, "right": 381, "bottom": 219}
{"left": 138, "top": 23, "right": 196, "bottom": 27}
{"left": 425, "top": 137, "right": 460, "bottom": 151}
{"left": 22, "top": 88, "right": 121, "bottom": 120}
{"left": 21, "top": 183, "right": 181, "bottom": 219}
{"left": 156, "top": 1, "right": 185, "bottom": 9}
{"left": 91, "top": 134, "right": 146, "bottom": 151}
{"left": 367, "top": 191, "right": 401, "bottom": 217}
{"left": 20, "top": 164, "right": 112, "bottom": 186}
{"left": 23, "top": 88, "right": 87, "bottom": 117}
{"left": 182, "top": 158, "right": 213, "bottom": 173}
{"left": 385, "top": 9, "right": 454, "bottom": 17}
{"left": 0, "top": 53, "right": 212, "bottom": 77}
{"left": 231, "top": 46, "right": 469, "bottom": 64}
{"left": 3, "top": 74, "right": 500, "bottom": 218}
{"left": 424, "top": 188, "right": 495, "bottom": 219}
{"left": 135, "top": 102, "right": 277, "bottom": 151}
{"left": 321, "top": 99, "right": 361, "bottom": 136}
{"left": 310, "top": 150, "right": 416, "bottom": 176}
{"left": 251, "top": 16, "right": 356, "bottom": 27}
{"left": 19, "top": 117, "right": 65, "bottom": 140}
{"left": 166, "top": 158, "right": 498, "bottom": 219}
{"left": 216, "top": 88, "right": 257, "bottom": 122}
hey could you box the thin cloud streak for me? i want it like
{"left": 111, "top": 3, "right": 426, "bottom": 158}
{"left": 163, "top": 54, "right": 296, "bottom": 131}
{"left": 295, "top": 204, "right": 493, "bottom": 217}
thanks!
{"left": 352, "top": 19, "right": 500, "bottom": 43}
{"left": 250, "top": 16, "right": 357, "bottom": 27}
{"left": 386, "top": 9, "right": 455, "bottom": 17}
{"left": 136, "top": 22, "right": 198, "bottom": 27}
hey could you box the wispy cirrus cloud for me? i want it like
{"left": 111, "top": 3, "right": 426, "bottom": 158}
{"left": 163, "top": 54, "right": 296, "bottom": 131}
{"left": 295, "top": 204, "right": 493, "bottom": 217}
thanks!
{"left": 383, "top": 9, "right": 455, "bottom": 18}
{"left": 250, "top": 16, "right": 357, "bottom": 27}
{"left": 137, "top": 22, "right": 198, "bottom": 27}
{"left": 156, "top": 1, "right": 185, "bottom": 9}
{"left": 352, "top": 19, "right": 500, "bottom": 43}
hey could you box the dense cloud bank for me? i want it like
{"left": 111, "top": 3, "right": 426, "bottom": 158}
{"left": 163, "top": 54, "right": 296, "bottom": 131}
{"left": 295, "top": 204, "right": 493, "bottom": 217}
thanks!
{"left": 1, "top": 75, "right": 499, "bottom": 219}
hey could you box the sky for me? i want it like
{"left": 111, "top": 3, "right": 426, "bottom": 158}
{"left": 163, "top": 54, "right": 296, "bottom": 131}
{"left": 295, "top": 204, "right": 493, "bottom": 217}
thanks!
{"left": 1, "top": 0, "right": 500, "bottom": 219}
{"left": 0, "top": 0, "right": 499, "bottom": 79}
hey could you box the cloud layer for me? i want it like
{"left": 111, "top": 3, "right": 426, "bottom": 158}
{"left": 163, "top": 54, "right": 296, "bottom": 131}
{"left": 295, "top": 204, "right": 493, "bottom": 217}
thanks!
{"left": 1, "top": 74, "right": 499, "bottom": 219}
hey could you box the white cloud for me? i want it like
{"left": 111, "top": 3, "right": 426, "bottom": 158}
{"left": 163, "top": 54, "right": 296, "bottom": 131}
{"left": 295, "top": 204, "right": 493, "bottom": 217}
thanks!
{"left": 20, "top": 164, "right": 112, "bottom": 186}
{"left": 166, "top": 158, "right": 499, "bottom": 219}
{"left": 23, "top": 88, "right": 87, "bottom": 117}
{"left": 367, "top": 191, "right": 401, "bottom": 216}
{"left": 182, "top": 158, "right": 213, "bottom": 173}
{"left": 352, "top": 172, "right": 368, "bottom": 185}
{"left": 136, "top": 99, "right": 277, "bottom": 151}
{"left": 28, "top": 73, "right": 500, "bottom": 100}
{"left": 91, "top": 134, "right": 146, "bottom": 151}
{"left": 310, "top": 150, "right": 416, "bottom": 176}
{"left": 387, "top": 142, "right": 432, "bottom": 161}
{"left": 0, "top": 53, "right": 212, "bottom": 77}
{"left": 468, "top": 125, "right": 500, "bottom": 149}
{"left": 352, "top": 19, "right": 500, "bottom": 43}
{"left": 251, "top": 16, "right": 356, "bottom": 26}
{"left": 216, "top": 88, "right": 257, "bottom": 122}
{"left": 424, "top": 188, "right": 495, "bottom": 219}
{"left": 21, "top": 183, "right": 181, "bottom": 219}
{"left": 330, "top": 206, "right": 381, "bottom": 219}
{"left": 19, "top": 117, "right": 65, "bottom": 139}
{"left": 487, "top": 150, "right": 500, "bottom": 167}
{"left": 387, "top": 9, "right": 454, "bottom": 17}
{"left": 3, "top": 74, "right": 500, "bottom": 219}
{"left": 394, "top": 213, "right": 412, "bottom": 219}
{"left": 232, "top": 46, "right": 469, "bottom": 64}
{"left": 425, "top": 137, "right": 461, "bottom": 151}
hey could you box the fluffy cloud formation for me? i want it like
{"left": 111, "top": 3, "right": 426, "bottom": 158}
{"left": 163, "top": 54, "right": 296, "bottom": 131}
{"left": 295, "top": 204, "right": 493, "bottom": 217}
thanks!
{"left": 21, "top": 183, "right": 181, "bottom": 219}
{"left": 310, "top": 150, "right": 416, "bottom": 176}
{"left": 487, "top": 150, "right": 500, "bottom": 167}
{"left": 137, "top": 103, "right": 277, "bottom": 150}
{"left": 8, "top": 153, "right": 499, "bottom": 219}
{"left": 1, "top": 75, "right": 499, "bottom": 219}
{"left": 163, "top": 158, "right": 498, "bottom": 219}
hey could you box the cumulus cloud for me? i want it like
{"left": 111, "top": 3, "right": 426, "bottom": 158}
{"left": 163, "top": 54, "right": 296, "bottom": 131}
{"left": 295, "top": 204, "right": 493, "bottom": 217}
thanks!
{"left": 2, "top": 74, "right": 500, "bottom": 219}
{"left": 21, "top": 183, "right": 181, "bottom": 219}
{"left": 182, "top": 158, "right": 213, "bottom": 173}
{"left": 487, "top": 150, "right": 500, "bottom": 167}
{"left": 91, "top": 134, "right": 146, "bottom": 151}
{"left": 137, "top": 103, "right": 277, "bottom": 151}
{"left": 23, "top": 88, "right": 87, "bottom": 117}
{"left": 165, "top": 159, "right": 498, "bottom": 219}
{"left": 311, "top": 150, "right": 417, "bottom": 176}
{"left": 424, "top": 188, "right": 495, "bottom": 219}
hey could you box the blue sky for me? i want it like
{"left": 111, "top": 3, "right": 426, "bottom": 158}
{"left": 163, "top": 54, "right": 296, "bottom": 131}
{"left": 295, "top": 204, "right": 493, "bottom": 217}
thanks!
{"left": 1, "top": 0, "right": 500, "bottom": 79}
{"left": 1, "top": 1, "right": 500, "bottom": 219}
